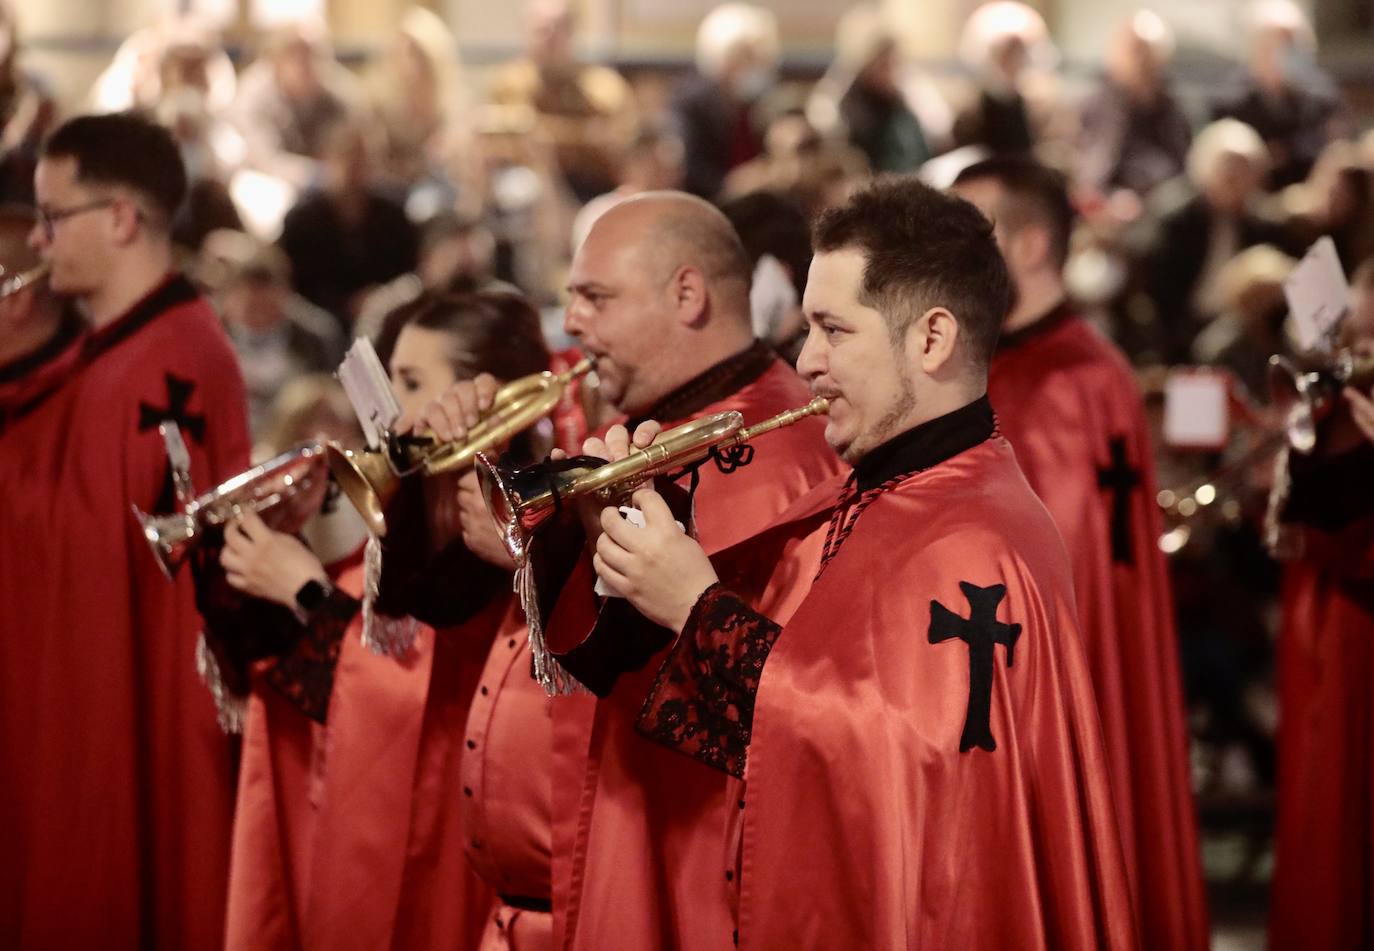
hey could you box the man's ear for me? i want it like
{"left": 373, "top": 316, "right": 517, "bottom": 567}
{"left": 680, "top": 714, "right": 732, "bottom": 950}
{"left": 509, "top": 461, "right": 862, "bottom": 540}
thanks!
{"left": 668, "top": 264, "right": 709, "bottom": 327}
{"left": 110, "top": 197, "right": 143, "bottom": 246}
{"left": 910, "top": 306, "right": 960, "bottom": 375}
{"left": 1007, "top": 223, "right": 1051, "bottom": 274}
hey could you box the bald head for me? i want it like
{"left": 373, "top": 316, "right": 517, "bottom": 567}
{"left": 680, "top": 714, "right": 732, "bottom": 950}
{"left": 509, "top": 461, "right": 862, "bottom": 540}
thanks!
{"left": 601, "top": 191, "right": 753, "bottom": 320}
{"left": 565, "top": 190, "right": 758, "bottom": 413}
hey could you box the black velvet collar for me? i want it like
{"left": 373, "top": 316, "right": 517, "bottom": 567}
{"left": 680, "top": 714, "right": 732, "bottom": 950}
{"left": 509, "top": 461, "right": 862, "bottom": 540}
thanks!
{"left": 626, "top": 339, "right": 775, "bottom": 430}
{"left": 83, "top": 272, "right": 201, "bottom": 361}
{"left": 995, "top": 298, "right": 1075, "bottom": 353}
{"left": 854, "top": 394, "right": 995, "bottom": 491}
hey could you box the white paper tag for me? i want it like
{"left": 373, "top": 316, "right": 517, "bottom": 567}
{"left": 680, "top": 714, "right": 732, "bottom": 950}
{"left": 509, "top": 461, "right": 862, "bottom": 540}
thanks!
{"left": 337, "top": 338, "right": 400, "bottom": 449}
{"left": 1285, "top": 236, "right": 1349, "bottom": 354}
{"left": 594, "top": 506, "right": 686, "bottom": 598}
{"left": 1163, "top": 369, "right": 1229, "bottom": 449}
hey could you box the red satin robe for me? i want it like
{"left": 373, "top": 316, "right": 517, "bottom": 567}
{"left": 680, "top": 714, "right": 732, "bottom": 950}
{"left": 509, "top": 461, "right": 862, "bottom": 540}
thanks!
{"left": 988, "top": 310, "right": 1207, "bottom": 950}
{"left": 0, "top": 276, "right": 251, "bottom": 949}
{"left": 646, "top": 434, "right": 1138, "bottom": 949}
{"left": 1269, "top": 446, "right": 1374, "bottom": 950}
{"left": 462, "top": 603, "right": 558, "bottom": 951}
{"left": 544, "top": 356, "right": 842, "bottom": 951}
{"left": 225, "top": 567, "right": 505, "bottom": 951}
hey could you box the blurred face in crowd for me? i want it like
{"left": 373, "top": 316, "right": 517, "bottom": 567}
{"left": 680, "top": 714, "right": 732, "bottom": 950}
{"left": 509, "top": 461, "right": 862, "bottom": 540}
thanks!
{"left": 274, "top": 37, "right": 322, "bottom": 102}
{"left": 527, "top": 0, "right": 574, "bottom": 67}
{"left": 796, "top": 247, "right": 925, "bottom": 463}
{"left": 30, "top": 155, "right": 128, "bottom": 297}
{"left": 1204, "top": 152, "right": 1263, "bottom": 216}
{"left": 564, "top": 207, "right": 680, "bottom": 414}
{"left": 390, "top": 325, "right": 459, "bottom": 417}
{"left": 219, "top": 277, "right": 287, "bottom": 333}
{"left": 323, "top": 128, "right": 371, "bottom": 196}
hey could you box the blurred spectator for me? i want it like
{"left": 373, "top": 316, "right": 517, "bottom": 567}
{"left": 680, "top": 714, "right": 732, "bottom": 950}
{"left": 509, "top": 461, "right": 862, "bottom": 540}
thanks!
{"left": 1138, "top": 118, "right": 1292, "bottom": 364}
{"left": 352, "top": 212, "right": 512, "bottom": 342}
{"left": 571, "top": 124, "right": 684, "bottom": 252}
{"left": 1283, "top": 142, "right": 1374, "bottom": 273}
{"left": 670, "top": 2, "right": 781, "bottom": 199}
{"left": 720, "top": 189, "right": 810, "bottom": 363}
{"left": 364, "top": 6, "right": 469, "bottom": 191}
{"left": 201, "top": 229, "right": 345, "bottom": 437}
{"left": 255, "top": 372, "right": 360, "bottom": 461}
{"left": 0, "top": 5, "right": 54, "bottom": 206}
{"left": 721, "top": 112, "right": 867, "bottom": 217}
{"left": 1076, "top": 10, "right": 1191, "bottom": 204}
{"left": 486, "top": 0, "right": 635, "bottom": 202}
{"left": 1212, "top": 0, "right": 1341, "bottom": 190}
{"left": 809, "top": 4, "right": 931, "bottom": 175}
{"left": 953, "top": 1, "right": 1065, "bottom": 160}
{"left": 1191, "top": 243, "right": 1297, "bottom": 398}
{"left": 232, "top": 20, "right": 358, "bottom": 192}
{"left": 277, "top": 117, "right": 418, "bottom": 328}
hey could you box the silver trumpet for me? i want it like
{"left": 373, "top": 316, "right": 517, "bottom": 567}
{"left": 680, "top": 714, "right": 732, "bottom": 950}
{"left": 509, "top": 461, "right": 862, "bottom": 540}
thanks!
{"left": 133, "top": 435, "right": 327, "bottom": 579}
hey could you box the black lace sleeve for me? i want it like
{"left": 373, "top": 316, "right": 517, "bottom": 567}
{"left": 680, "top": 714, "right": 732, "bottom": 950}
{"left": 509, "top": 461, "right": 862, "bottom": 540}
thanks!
{"left": 190, "top": 534, "right": 303, "bottom": 698}
{"left": 635, "top": 584, "right": 782, "bottom": 779}
{"left": 261, "top": 589, "right": 361, "bottom": 723}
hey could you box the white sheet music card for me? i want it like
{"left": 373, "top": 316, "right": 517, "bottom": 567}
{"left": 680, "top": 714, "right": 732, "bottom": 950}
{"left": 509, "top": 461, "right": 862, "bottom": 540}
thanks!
{"left": 1285, "top": 236, "right": 1349, "bottom": 354}
{"left": 1164, "top": 369, "right": 1229, "bottom": 449}
{"left": 338, "top": 338, "right": 400, "bottom": 449}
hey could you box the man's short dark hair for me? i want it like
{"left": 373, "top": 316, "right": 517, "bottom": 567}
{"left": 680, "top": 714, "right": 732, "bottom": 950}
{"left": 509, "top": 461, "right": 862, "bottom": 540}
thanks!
{"left": 952, "top": 156, "right": 1075, "bottom": 270}
{"left": 42, "top": 112, "right": 188, "bottom": 227}
{"left": 812, "top": 175, "right": 1012, "bottom": 369}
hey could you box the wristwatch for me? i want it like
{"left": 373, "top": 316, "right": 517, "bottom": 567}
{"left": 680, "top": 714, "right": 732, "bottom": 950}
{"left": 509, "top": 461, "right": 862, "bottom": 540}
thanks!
{"left": 294, "top": 578, "right": 335, "bottom": 619}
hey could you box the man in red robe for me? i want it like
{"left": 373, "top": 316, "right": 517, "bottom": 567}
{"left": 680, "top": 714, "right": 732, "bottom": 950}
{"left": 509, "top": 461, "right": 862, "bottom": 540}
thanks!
{"left": 591, "top": 177, "right": 1137, "bottom": 948}
{"left": 952, "top": 157, "right": 1207, "bottom": 951}
{"left": 1268, "top": 269, "right": 1374, "bottom": 950}
{"left": 0, "top": 113, "right": 250, "bottom": 949}
{"left": 418, "top": 192, "right": 839, "bottom": 949}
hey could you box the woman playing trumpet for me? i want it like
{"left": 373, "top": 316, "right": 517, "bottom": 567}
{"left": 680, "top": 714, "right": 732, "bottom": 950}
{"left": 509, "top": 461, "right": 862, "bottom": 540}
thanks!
{"left": 219, "top": 289, "right": 581, "bottom": 951}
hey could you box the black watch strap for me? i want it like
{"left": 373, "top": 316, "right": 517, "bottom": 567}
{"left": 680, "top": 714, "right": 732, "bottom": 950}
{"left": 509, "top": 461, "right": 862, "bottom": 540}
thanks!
{"left": 294, "top": 578, "right": 334, "bottom": 617}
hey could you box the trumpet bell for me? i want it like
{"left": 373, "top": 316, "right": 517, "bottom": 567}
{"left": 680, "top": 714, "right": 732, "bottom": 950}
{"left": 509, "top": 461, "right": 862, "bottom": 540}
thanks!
{"left": 325, "top": 443, "right": 399, "bottom": 538}
{"left": 476, "top": 453, "right": 595, "bottom": 564}
{"left": 132, "top": 507, "right": 197, "bottom": 580}
{"left": 134, "top": 442, "right": 327, "bottom": 577}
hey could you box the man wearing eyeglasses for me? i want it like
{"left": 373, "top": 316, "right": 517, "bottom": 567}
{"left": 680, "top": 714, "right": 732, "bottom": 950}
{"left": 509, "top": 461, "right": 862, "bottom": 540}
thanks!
{"left": 0, "top": 112, "right": 250, "bottom": 950}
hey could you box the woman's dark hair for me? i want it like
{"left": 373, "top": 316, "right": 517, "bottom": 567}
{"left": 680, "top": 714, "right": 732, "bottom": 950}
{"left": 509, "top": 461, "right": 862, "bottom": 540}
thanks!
{"left": 374, "top": 289, "right": 550, "bottom": 382}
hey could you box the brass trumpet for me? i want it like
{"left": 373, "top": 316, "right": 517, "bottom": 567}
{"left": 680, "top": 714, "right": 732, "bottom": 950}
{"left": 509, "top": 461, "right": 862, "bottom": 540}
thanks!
{"left": 134, "top": 441, "right": 328, "bottom": 579}
{"left": 327, "top": 357, "right": 594, "bottom": 537}
{"left": 478, "top": 397, "right": 830, "bottom": 564}
{"left": 0, "top": 262, "right": 48, "bottom": 298}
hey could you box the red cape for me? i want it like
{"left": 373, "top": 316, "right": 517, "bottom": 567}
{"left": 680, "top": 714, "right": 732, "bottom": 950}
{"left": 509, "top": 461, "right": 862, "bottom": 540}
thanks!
{"left": 738, "top": 436, "right": 1138, "bottom": 948}
{"left": 546, "top": 358, "right": 843, "bottom": 950}
{"left": 0, "top": 276, "right": 250, "bottom": 949}
{"left": 226, "top": 577, "right": 502, "bottom": 951}
{"left": 1270, "top": 515, "right": 1374, "bottom": 949}
{"left": 989, "top": 313, "right": 1207, "bottom": 949}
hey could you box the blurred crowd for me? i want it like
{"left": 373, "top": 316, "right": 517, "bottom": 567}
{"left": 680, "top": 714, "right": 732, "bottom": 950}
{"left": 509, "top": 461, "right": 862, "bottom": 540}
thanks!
{"left": 3, "top": 0, "right": 1368, "bottom": 872}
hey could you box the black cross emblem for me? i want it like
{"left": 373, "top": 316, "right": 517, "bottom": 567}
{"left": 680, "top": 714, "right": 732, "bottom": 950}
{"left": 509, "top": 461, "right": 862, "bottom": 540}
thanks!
{"left": 928, "top": 581, "right": 1022, "bottom": 752}
{"left": 1096, "top": 436, "right": 1140, "bottom": 565}
{"left": 138, "top": 373, "right": 206, "bottom": 444}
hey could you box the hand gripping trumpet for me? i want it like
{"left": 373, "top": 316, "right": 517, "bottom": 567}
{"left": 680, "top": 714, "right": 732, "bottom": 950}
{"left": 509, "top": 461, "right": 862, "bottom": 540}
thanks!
{"left": 478, "top": 396, "right": 830, "bottom": 565}
{"left": 326, "top": 357, "right": 594, "bottom": 537}
{"left": 133, "top": 430, "right": 327, "bottom": 579}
